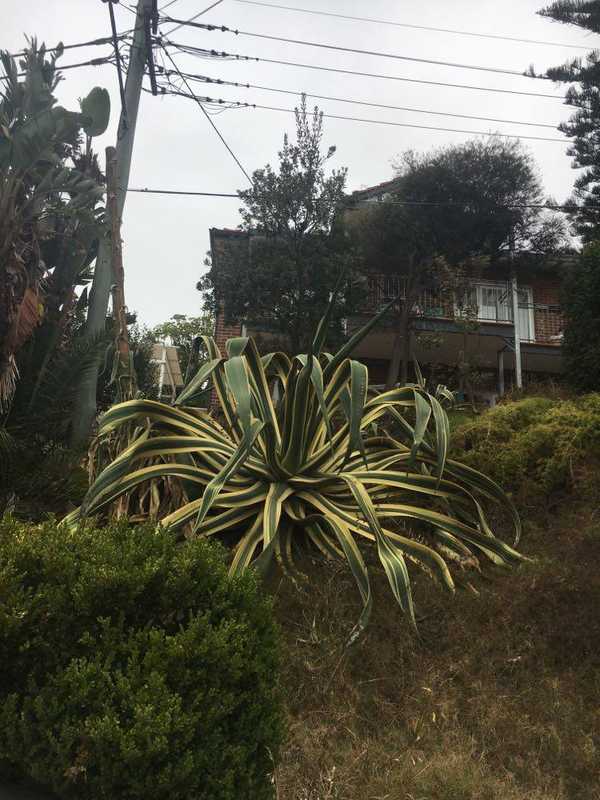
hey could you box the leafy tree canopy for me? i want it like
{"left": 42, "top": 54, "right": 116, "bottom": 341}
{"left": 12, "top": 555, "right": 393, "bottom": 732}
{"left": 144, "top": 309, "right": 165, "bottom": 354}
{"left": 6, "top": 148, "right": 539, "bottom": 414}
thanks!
{"left": 353, "top": 137, "right": 566, "bottom": 268}
{"left": 347, "top": 137, "right": 567, "bottom": 386}
{"left": 200, "top": 96, "right": 358, "bottom": 354}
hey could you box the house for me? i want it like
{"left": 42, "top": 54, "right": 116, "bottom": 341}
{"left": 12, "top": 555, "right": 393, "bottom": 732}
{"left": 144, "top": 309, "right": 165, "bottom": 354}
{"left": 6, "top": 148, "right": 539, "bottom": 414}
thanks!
{"left": 210, "top": 211, "right": 569, "bottom": 402}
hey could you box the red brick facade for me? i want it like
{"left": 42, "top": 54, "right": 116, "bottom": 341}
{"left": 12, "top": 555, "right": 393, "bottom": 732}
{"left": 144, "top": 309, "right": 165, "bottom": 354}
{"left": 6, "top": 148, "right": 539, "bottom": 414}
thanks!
{"left": 207, "top": 228, "right": 568, "bottom": 392}
{"left": 530, "top": 279, "right": 564, "bottom": 344}
{"left": 214, "top": 309, "right": 242, "bottom": 355}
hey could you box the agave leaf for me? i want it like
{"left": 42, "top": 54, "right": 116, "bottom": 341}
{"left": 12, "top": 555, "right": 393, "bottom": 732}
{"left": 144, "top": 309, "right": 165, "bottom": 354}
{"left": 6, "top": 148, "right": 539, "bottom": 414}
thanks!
{"left": 193, "top": 419, "right": 264, "bottom": 532}
{"left": 176, "top": 357, "right": 222, "bottom": 406}
{"left": 230, "top": 514, "right": 264, "bottom": 576}
{"left": 252, "top": 482, "right": 294, "bottom": 575}
{"left": 339, "top": 474, "right": 417, "bottom": 627}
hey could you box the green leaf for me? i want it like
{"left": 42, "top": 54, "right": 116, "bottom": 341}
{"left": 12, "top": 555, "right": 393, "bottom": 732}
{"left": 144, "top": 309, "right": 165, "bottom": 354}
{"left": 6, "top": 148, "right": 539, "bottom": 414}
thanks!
{"left": 80, "top": 87, "right": 110, "bottom": 137}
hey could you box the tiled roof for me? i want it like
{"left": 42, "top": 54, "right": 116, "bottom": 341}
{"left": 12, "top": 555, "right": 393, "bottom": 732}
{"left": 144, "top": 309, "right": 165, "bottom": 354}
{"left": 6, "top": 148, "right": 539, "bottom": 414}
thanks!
{"left": 209, "top": 227, "right": 248, "bottom": 237}
{"left": 350, "top": 178, "right": 401, "bottom": 200}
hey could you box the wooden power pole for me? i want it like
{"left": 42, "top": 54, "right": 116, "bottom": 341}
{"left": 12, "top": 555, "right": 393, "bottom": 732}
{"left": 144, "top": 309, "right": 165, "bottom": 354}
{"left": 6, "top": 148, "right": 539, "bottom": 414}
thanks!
{"left": 106, "top": 146, "right": 136, "bottom": 401}
{"left": 71, "top": 0, "right": 153, "bottom": 447}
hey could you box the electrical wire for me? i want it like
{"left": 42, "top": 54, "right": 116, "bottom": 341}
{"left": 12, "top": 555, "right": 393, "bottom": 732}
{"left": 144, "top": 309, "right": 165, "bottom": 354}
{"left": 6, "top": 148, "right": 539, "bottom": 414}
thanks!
{"left": 130, "top": 187, "right": 239, "bottom": 195}
{"left": 106, "top": 0, "right": 128, "bottom": 127}
{"left": 232, "top": 0, "right": 591, "bottom": 51}
{"left": 164, "top": 41, "right": 564, "bottom": 101}
{"left": 162, "top": 0, "right": 225, "bottom": 36}
{"left": 161, "top": 46, "right": 253, "bottom": 183}
{"left": 126, "top": 186, "right": 597, "bottom": 212}
{"left": 159, "top": 0, "right": 183, "bottom": 10}
{"left": 8, "top": 34, "right": 127, "bottom": 59}
{"left": 163, "top": 87, "right": 568, "bottom": 143}
{"left": 159, "top": 68, "right": 561, "bottom": 129}
{"left": 0, "top": 56, "right": 115, "bottom": 82}
{"left": 161, "top": 17, "right": 551, "bottom": 79}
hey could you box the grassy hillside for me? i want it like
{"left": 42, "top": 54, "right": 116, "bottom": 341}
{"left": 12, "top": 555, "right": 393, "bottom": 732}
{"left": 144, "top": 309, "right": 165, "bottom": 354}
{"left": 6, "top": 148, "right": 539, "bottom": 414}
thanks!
{"left": 272, "top": 395, "right": 600, "bottom": 800}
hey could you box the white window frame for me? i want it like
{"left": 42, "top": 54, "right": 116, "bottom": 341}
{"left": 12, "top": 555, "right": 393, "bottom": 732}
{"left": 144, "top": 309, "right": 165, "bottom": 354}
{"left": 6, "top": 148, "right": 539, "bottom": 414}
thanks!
{"left": 455, "top": 280, "right": 535, "bottom": 342}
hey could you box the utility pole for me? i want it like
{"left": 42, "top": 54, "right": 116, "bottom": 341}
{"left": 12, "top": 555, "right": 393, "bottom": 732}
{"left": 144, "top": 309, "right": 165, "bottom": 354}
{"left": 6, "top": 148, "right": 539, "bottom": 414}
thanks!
{"left": 106, "top": 145, "right": 136, "bottom": 402}
{"left": 71, "top": 0, "right": 153, "bottom": 447}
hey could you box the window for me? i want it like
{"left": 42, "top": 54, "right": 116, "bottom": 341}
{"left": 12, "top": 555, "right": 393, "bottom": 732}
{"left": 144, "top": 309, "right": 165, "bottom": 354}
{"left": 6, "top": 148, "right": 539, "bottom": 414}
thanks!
{"left": 456, "top": 281, "right": 535, "bottom": 341}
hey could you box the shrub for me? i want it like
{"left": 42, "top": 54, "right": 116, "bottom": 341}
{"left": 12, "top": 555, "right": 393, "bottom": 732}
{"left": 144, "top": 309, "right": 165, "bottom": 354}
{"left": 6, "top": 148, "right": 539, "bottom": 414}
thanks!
{"left": 69, "top": 301, "right": 522, "bottom": 637}
{"left": 0, "top": 444, "right": 88, "bottom": 519}
{"left": 452, "top": 394, "right": 600, "bottom": 503}
{"left": 0, "top": 517, "right": 281, "bottom": 800}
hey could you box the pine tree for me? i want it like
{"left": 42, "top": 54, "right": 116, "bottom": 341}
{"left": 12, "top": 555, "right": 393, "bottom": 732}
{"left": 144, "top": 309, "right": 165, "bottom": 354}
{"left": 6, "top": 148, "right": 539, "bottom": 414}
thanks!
{"left": 539, "top": 1, "right": 600, "bottom": 240}
{"left": 562, "top": 243, "right": 600, "bottom": 390}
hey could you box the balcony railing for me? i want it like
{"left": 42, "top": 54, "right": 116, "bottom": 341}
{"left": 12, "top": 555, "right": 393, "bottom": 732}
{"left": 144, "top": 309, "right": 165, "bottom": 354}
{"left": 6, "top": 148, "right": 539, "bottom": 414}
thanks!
{"left": 362, "top": 275, "right": 565, "bottom": 345}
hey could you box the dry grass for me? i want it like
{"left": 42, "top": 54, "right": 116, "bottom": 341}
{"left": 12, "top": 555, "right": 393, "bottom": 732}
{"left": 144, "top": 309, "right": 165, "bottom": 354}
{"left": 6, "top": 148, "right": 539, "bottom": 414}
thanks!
{"left": 271, "top": 503, "right": 600, "bottom": 800}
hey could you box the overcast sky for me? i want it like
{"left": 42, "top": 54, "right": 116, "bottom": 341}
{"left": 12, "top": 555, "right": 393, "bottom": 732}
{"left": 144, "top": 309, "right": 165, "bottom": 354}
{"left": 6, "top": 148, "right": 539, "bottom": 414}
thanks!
{"left": 4, "top": 0, "right": 598, "bottom": 325}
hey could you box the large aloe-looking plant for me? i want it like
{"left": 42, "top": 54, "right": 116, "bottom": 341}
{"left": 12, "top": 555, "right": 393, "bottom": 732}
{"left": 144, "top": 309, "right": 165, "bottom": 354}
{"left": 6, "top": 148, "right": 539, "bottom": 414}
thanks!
{"left": 0, "top": 42, "right": 110, "bottom": 410}
{"left": 74, "top": 301, "right": 523, "bottom": 635}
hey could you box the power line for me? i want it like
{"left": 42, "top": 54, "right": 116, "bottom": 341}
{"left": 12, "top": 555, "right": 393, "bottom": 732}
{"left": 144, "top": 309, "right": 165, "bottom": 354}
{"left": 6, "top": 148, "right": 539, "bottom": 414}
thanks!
{"left": 232, "top": 0, "right": 592, "bottom": 51}
{"left": 106, "top": 0, "right": 128, "bottom": 126}
{"left": 160, "top": 69, "right": 561, "bottom": 129}
{"left": 0, "top": 56, "right": 114, "bottom": 82}
{"left": 162, "top": 17, "right": 551, "bottom": 79}
{"left": 160, "top": 46, "right": 253, "bottom": 183}
{"left": 159, "top": 0, "right": 182, "bottom": 10}
{"left": 126, "top": 186, "right": 596, "bottom": 212}
{"left": 162, "top": 0, "right": 225, "bottom": 36}
{"left": 7, "top": 34, "right": 128, "bottom": 59}
{"left": 129, "top": 187, "right": 239, "bottom": 195}
{"left": 163, "top": 87, "right": 568, "bottom": 143}
{"left": 165, "top": 42, "right": 564, "bottom": 101}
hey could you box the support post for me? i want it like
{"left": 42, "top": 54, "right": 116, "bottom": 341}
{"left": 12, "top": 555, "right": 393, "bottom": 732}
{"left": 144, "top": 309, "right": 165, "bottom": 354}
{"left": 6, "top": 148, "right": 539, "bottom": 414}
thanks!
{"left": 509, "top": 233, "right": 522, "bottom": 390}
{"left": 71, "top": 0, "right": 153, "bottom": 447}
{"left": 157, "top": 343, "right": 167, "bottom": 401}
{"left": 106, "top": 146, "right": 135, "bottom": 402}
{"left": 497, "top": 348, "right": 505, "bottom": 397}
{"left": 511, "top": 275, "right": 523, "bottom": 390}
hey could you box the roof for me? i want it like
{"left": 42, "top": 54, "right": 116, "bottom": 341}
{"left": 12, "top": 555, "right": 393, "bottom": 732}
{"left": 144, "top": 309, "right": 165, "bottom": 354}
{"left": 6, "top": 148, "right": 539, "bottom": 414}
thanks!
{"left": 351, "top": 177, "right": 401, "bottom": 201}
{"left": 209, "top": 227, "right": 248, "bottom": 239}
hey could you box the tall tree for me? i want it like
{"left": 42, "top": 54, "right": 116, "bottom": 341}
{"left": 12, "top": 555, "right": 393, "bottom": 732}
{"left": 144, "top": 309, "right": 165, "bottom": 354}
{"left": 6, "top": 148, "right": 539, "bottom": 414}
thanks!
{"left": 349, "top": 138, "right": 566, "bottom": 386}
{"left": 201, "top": 96, "right": 356, "bottom": 354}
{"left": 561, "top": 243, "right": 600, "bottom": 390}
{"left": 539, "top": 1, "right": 600, "bottom": 240}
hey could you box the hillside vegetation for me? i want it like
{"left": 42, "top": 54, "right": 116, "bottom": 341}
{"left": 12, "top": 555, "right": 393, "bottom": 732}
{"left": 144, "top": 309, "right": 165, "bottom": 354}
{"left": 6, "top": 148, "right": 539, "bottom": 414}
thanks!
{"left": 452, "top": 394, "right": 600, "bottom": 507}
{"left": 272, "top": 394, "right": 600, "bottom": 800}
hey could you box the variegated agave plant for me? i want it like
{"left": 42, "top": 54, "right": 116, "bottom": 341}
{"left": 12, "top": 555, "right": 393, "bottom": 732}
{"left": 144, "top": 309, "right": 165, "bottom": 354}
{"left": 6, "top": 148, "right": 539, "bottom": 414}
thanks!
{"left": 70, "top": 300, "right": 523, "bottom": 635}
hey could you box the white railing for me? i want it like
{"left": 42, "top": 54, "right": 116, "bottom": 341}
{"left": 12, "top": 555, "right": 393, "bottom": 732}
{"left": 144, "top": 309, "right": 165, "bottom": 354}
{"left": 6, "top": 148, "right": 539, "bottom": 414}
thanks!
{"left": 364, "top": 275, "right": 564, "bottom": 344}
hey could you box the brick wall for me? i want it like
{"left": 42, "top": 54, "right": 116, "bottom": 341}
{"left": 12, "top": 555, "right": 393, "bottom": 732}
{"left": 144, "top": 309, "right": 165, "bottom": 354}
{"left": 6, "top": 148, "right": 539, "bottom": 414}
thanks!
{"left": 530, "top": 279, "right": 564, "bottom": 344}
{"left": 209, "top": 308, "right": 242, "bottom": 409}
{"left": 214, "top": 308, "right": 242, "bottom": 354}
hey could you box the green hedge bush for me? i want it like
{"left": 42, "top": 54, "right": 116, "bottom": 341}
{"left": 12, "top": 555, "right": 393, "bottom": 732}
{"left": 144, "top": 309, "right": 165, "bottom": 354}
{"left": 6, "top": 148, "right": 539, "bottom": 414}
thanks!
{"left": 0, "top": 517, "right": 282, "bottom": 800}
{"left": 451, "top": 394, "right": 600, "bottom": 504}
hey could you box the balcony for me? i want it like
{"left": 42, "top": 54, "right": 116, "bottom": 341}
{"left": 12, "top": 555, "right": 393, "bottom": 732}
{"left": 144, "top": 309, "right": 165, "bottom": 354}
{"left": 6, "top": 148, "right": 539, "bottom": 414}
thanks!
{"left": 362, "top": 275, "right": 564, "bottom": 346}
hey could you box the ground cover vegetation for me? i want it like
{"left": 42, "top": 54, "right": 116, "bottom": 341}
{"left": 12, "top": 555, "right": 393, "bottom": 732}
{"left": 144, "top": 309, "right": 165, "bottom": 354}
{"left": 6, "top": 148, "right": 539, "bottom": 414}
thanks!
{"left": 271, "top": 393, "right": 600, "bottom": 800}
